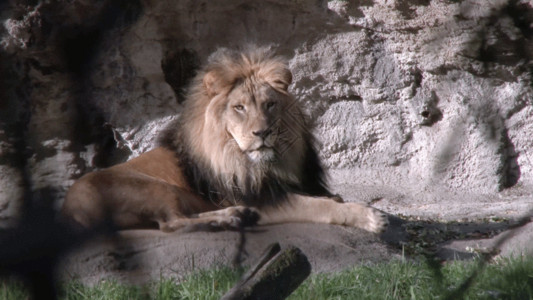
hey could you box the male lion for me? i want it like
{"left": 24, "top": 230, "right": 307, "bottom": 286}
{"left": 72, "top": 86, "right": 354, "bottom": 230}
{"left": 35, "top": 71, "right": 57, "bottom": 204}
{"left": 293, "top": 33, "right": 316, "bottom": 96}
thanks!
{"left": 62, "top": 47, "right": 388, "bottom": 233}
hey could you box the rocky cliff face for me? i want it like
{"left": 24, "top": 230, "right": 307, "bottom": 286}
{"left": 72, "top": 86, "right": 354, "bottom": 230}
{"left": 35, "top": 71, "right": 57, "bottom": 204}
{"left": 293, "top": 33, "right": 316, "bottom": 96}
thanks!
{"left": 1, "top": 0, "right": 532, "bottom": 226}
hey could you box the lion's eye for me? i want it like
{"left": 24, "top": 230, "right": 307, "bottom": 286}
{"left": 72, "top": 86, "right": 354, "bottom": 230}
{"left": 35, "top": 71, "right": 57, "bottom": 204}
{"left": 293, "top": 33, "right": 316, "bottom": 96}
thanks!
{"left": 234, "top": 104, "right": 245, "bottom": 112}
{"left": 266, "top": 102, "right": 276, "bottom": 109}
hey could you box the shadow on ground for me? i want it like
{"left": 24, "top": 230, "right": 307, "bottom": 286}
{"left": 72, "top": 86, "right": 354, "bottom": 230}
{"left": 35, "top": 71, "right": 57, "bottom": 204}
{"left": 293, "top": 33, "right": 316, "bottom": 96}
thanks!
{"left": 382, "top": 214, "right": 532, "bottom": 260}
{"left": 58, "top": 213, "right": 533, "bottom": 284}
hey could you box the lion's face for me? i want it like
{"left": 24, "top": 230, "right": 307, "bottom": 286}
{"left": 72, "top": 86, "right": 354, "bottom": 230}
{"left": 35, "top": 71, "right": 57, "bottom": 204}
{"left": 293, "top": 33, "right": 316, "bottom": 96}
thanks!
{"left": 159, "top": 47, "right": 326, "bottom": 203}
{"left": 178, "top": 48, "right": 308, "bottom": 192}
{"left": 224, "top": 82, "right": 287, "bottom": 163}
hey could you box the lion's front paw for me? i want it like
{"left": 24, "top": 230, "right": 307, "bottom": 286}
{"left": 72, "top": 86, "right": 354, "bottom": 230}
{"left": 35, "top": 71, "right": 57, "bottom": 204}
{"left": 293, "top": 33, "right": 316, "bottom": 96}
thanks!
{"left": 227, "top": 206, "right": 260, "bottom": 227}
{"left": 205, "top": 206, "right": 260, "bottom": 229}
{"left": 208, "top": 215, "right": 242, "bottom": 229}
{"left": 362, "top": 207, "right": 388, "bottom": 233}
{"left": 342, "top": 203, "right": 388, "bottom": 233}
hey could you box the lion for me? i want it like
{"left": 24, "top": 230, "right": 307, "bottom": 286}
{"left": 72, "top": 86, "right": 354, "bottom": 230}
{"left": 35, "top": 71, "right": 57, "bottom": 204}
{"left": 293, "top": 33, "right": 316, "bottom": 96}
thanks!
{"left": 61, "top": 47, "right": 388, "bottom": 234}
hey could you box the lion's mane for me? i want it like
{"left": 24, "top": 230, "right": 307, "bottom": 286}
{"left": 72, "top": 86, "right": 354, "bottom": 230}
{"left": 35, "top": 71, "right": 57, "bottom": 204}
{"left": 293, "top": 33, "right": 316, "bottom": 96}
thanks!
{"left": 159, "top": 47, "right": 331, "bottom": 207}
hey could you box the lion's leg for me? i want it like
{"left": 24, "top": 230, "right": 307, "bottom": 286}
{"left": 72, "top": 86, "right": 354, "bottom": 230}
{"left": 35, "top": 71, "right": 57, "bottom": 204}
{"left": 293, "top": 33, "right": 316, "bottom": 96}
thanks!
{"left": 195, "top": 206, "right": 256, "bottom": 218}
{"left": 159, "top": 206, "right": 259, "bottom": 232}
{"left": 158, "top": 215, "right": 238, "bottom": 232}
{"left": 257, "top": 194, "right": 388, "bottom": 233}
{"left": 196, "top": 206, "right": 259, "bottom": 227}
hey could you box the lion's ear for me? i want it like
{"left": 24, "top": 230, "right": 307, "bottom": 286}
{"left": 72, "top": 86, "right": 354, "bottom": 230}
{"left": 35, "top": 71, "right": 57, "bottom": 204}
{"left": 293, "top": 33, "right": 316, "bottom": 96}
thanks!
{"left": 267, "top": 67, "right": 292, "bottom": 92}
{"left": 203, "top": 71, "right": 226, "bottom": 98}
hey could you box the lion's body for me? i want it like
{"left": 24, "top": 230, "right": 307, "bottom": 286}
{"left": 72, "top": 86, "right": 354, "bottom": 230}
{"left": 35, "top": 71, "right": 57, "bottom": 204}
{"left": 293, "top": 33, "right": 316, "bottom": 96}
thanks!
{"left": 62, "top": 47, "right": 387, "bottom": 233}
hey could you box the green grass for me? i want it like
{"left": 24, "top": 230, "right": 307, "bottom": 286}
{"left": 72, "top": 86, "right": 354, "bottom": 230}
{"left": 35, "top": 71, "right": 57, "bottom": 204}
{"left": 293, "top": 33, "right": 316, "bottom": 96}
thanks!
{"left": 0, "top": 280, "right": 27, "bottom": 300}
{"left": 1, "top": 257, "right": 533, "bottom": 299}
{"left": 62, "top": 267, "right": 242, "bottom": 300}
{"left": 291, "top": 257, "right": 533, "bottom": 300}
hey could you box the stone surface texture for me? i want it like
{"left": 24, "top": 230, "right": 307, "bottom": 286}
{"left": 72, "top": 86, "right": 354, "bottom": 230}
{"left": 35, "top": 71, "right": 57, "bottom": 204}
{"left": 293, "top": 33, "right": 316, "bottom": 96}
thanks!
{"left": 59, "top": 224, "right": 395, "bottom": 285}
{"left": 1, "top": 0, "right": 533, "bottom": 283}
{"left": 2, "top": 1, "right": 532, "bottom": 220}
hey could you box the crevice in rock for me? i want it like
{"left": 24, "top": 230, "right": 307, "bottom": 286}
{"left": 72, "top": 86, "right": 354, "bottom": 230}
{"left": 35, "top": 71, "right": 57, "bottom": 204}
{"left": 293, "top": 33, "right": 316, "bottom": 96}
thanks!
{"left": 61, "top": 28, "right": 103, "bottom": 75}
{"left": 161, "top": 48, "right": 200, "bottom": 103}
{"left": 412, "top": 68, "right": 423, "bottom": 94}
{"left": 420, "top": 92, "right": 442, "bottom": 126}
{"left": 498, "top": 126, "right": 520, "bottom": 190}
{"left": 328, "top": 94, "right": 363, "bottom": 103}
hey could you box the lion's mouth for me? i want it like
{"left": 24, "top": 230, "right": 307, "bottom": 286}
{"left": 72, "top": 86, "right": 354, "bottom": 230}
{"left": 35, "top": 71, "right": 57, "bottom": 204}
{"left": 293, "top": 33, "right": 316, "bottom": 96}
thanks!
{"left": 246, "top": 146, "right": 275, "bottom": 162}
{"left": 253, "top": 145, "right": 271, "bottom": 151}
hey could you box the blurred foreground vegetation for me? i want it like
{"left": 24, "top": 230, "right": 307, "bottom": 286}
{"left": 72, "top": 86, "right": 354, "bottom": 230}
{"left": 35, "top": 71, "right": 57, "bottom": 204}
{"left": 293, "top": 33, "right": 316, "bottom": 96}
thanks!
{"left": 1, "top": 256, "right": 532, "bottom": 300}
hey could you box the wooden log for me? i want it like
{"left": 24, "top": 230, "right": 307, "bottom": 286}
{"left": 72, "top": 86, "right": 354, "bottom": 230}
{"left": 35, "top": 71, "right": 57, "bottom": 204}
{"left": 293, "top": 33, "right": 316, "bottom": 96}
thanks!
{"left": 221, "top": 243, "right": 311, "bottom": 300}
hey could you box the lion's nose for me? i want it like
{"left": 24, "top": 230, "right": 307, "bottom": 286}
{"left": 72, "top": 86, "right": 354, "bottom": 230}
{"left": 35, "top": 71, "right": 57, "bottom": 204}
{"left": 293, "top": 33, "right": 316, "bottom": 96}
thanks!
{"left": 252, "top": 128, "right": 272, "bottom": 139}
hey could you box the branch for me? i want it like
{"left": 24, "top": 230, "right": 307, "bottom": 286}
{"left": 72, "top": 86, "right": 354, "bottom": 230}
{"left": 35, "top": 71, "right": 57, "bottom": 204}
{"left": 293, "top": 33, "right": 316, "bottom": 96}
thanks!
{"left": 221, "top": 243, "right": 311, "bottom": 300}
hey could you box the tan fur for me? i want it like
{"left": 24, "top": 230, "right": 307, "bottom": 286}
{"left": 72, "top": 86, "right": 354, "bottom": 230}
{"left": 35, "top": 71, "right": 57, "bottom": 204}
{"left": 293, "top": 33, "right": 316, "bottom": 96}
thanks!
{"left": 178, "top": 48, "right": 303, "bottom": 196}
{"left": 62, "top": 47, "right": 388, "bottom": 233}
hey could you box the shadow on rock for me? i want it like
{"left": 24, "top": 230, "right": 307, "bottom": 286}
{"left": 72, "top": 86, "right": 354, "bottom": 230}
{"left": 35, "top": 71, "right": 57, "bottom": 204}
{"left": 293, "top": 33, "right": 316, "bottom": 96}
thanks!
{"left": 380, "top": 214, "right": 532, "bottom": 261}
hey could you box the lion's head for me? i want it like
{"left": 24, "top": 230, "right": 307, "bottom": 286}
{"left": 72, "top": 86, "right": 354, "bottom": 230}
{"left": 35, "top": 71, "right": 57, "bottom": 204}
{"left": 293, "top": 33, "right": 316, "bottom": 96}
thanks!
{"left": 161, "top": 47, "right": 329, "bottom": 205}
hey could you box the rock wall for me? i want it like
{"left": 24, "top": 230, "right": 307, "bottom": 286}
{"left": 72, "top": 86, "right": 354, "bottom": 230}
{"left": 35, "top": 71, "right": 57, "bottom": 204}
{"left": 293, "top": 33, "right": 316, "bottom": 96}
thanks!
{"left": 1, "top": 0, "right": 532, "bottom": 226}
